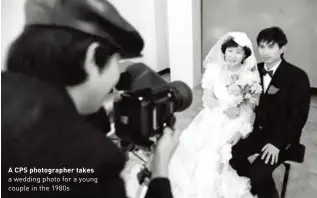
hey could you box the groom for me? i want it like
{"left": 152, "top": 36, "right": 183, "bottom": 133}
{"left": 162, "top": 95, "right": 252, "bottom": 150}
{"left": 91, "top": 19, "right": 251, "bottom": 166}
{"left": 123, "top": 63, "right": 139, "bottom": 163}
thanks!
{"left": 230, "top": 26, "right": 311, "bottom": 198}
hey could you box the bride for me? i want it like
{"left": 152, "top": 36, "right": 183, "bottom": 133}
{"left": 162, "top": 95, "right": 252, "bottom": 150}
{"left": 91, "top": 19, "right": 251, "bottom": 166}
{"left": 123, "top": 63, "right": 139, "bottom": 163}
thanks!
{"left": 122, "top": 32, "right": 262, "bottom": 198}
{"left": 168, "top": 32, "right": 262, "bottom": 198}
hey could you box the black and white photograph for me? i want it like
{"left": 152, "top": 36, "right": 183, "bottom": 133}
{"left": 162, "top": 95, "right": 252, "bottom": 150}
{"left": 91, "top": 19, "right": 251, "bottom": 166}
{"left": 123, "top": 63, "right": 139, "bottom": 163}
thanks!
{"left": 1, "top": 0, "right": 317, "bottom": 198}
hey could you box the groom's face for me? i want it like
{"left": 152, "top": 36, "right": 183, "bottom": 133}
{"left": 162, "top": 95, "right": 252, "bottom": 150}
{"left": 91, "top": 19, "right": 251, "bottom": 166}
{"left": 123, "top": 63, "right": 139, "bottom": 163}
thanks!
{"left": 258, "top": 41, "right": 284, "bottom": 65}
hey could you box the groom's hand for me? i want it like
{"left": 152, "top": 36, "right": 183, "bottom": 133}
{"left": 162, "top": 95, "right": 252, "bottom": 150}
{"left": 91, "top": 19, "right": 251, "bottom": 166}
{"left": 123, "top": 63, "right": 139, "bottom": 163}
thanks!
{"left": 261, "top": 143, "right": 280, "bottom": 165}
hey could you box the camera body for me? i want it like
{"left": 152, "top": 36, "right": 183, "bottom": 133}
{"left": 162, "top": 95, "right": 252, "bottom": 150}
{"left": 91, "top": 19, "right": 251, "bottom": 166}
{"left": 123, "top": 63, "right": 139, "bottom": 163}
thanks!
{"left": 113, "top": 63, "right": 192, "bottom": 149}
{"left": 112, "top": 63, "right": 192, "bottom": 184}
{"left": 114, "top": 85, "right": 176, "bottom": 148}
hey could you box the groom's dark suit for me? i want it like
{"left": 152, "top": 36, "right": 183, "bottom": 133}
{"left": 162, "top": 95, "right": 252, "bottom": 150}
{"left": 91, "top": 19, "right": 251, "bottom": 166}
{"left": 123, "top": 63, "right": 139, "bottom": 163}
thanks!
{"left": 230, "top": 59, "right": 311, "bottom": 198}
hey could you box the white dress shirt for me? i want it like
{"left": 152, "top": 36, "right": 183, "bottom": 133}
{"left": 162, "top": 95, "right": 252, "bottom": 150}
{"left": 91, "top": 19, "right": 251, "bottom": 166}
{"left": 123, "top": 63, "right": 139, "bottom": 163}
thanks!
{"left": 263, "top": 59, "right": 282, "bottom": 92}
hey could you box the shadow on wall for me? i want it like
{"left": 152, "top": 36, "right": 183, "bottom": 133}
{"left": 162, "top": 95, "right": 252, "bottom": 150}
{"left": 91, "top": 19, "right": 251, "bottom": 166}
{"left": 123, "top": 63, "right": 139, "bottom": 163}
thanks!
{"left": 202, "top": 0, "right": 317, "bottom": 87}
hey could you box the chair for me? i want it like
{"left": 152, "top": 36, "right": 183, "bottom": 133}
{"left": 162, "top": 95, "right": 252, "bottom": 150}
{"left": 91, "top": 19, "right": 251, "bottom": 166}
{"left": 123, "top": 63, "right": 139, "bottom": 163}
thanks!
{"left": 251, "top": 143, "right": 305, "bottom": 198}
{"left": 280, "top": 143, "right": 305, "bottom": 198}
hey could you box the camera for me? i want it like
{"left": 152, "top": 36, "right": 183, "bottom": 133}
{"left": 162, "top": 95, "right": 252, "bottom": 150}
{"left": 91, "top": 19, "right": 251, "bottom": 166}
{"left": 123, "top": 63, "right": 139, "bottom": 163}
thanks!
{"left": 113, "top": 63, "right": 193, "bottom": 149}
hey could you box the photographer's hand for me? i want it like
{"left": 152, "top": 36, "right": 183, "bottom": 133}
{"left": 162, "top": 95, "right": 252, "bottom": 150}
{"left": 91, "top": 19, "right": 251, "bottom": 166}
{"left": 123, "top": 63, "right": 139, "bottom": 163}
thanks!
{"left": 151, "top": 127, "right": 181, "bottom": 179}
{"left": 102, "top": 90, "right": 123, "bottom": 116}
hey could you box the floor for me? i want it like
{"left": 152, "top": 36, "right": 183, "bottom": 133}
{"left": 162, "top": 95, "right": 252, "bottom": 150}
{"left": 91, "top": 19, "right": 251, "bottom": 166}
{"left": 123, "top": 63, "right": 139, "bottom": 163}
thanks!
{"left": 122, "top": 73, "right": 316, "bottom": 198}
{"left": 171, "top": 79, "right": 317, "bottom": 198}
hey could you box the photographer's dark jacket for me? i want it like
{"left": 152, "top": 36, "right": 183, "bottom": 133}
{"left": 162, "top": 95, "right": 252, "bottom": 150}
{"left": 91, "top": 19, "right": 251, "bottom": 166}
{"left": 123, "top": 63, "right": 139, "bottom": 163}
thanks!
{"left": 2, "top": 71, "right": 173, "bottom": 198}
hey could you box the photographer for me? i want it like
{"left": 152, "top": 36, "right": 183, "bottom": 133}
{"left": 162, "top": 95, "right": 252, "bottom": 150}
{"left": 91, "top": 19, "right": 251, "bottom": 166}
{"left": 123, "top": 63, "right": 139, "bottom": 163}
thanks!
{"left": 2, "top": 0, "right": 177, "bottom": 197}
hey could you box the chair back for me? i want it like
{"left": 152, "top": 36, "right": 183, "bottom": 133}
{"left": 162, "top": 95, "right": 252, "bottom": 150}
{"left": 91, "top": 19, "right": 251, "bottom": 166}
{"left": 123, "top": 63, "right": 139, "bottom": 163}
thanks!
{"left": 285, "top": 143, "right": 305, "bottom": 163}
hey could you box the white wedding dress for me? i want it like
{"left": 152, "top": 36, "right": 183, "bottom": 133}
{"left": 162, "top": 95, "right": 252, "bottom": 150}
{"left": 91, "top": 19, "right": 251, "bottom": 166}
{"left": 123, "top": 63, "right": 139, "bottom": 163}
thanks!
{"left": 168, "top": 64, "right": 258, "bottom": 198}
{"left": 121, "top": 32, "right": 261, "bottom": 198}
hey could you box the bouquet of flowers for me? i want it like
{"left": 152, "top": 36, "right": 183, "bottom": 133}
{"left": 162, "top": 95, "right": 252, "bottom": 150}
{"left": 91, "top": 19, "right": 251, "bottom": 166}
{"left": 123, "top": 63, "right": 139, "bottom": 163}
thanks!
{"left": 226, "top": 71, "right": 262, "bottom": 107}
{"left": 223, "top": 71, "right": 262, "bottom": 137}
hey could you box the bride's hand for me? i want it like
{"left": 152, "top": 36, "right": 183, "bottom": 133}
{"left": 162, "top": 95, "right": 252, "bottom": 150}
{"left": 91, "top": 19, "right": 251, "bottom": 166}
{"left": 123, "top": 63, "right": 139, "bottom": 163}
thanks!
{"left": 228, "top": 132, "right": 242, "bottom": 145}
{"left": 224, "top": 107, "right": 240, "bottom": 119}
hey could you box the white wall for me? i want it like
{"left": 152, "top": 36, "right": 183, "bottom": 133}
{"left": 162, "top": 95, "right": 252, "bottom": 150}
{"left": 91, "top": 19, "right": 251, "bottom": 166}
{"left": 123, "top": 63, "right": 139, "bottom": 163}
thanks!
{"left": 154, "top": 0, "right": 170, "bottom": 72}
{"left": 108, "top": 0, "right": 170, "bottom": 72}
{"left": 1, "top": 0, "right": 26, "bottom": 70}
{"left": 110, "top": 0, "right": 202, "bottom": 89}
{"left": 167, "top": 0, "right": 202, "bottom": 89}
{"left": 202, "top": 0, "right": 317, "bottom": 88}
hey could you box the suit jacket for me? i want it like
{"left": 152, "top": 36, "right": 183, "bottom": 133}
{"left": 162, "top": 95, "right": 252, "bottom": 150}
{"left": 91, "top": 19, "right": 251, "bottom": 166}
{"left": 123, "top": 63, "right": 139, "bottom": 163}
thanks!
{"left": 253, "top": 59, "right": 311, "bottom": 150}
{"left": 1, "top": 72, "right": 173, "bottom": 198}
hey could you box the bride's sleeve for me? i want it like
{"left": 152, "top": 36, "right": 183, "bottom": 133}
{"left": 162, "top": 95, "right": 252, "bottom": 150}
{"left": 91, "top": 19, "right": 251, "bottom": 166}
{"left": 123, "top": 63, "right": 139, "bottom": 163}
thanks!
{"left": 201, "top": 64, "right": 219, "bottom": 109}
{"left": 238, "top": 108, "right": 255, "bottom": 139}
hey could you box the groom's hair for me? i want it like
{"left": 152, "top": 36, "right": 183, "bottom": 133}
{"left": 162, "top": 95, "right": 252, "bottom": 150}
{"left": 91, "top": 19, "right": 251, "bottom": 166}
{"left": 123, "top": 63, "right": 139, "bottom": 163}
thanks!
{"left": 221, "top": 37, "right": 251, "bottom": 64}
{"left": 256, "top": 26, "right": 288, "bottom": 48}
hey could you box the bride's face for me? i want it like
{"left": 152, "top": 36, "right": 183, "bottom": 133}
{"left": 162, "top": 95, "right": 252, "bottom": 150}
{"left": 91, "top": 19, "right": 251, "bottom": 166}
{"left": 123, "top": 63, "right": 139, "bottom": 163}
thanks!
{"left": 224, "top": 46, "right": 245, "bottom": 67}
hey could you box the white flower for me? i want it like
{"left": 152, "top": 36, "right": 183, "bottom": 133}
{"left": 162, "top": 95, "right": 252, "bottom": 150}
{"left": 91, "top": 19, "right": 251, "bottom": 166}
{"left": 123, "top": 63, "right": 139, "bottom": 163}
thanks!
{"left": 250, "top": 83, "right": 262, "bottom": 94}
{"left": 249, "top": 95, "right": 260, "bottom": 106}
{"left": 244, "top": 93, "right": 252, "bottom": 99}
{"left": 268, "top": 85, "right": 280, "bottom": 95}
{"left": 229, "top": 74, "right": 239, "bottom": 83}
{"left": 237, "top": 69, "right": 261, "bottom": 88}
{"left": 227, "top": 84, "right": 242, "bottom": 96}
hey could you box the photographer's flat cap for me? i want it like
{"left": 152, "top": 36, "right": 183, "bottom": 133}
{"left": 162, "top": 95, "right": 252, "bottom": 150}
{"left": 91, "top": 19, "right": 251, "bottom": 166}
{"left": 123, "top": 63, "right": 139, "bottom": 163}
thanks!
{"left": 25, "top": 0, "right": 144, "bottom": 58}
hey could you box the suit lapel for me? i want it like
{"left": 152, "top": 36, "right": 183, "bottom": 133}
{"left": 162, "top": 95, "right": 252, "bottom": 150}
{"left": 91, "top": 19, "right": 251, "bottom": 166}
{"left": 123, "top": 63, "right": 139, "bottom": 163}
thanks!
{"left": 257, "top": 63, "right": 266, "bottom": 106}
{"left": 258, "top": 63, "right": 265, "bottom": 93}
{"left": 265, "top": 60, "right": 286, "bottom": 95}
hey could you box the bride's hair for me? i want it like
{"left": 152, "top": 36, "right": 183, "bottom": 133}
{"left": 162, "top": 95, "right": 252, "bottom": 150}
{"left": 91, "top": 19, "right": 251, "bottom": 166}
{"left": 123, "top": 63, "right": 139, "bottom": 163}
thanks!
{"left": 220, "top": 37, "right": 251, "bottom": 64}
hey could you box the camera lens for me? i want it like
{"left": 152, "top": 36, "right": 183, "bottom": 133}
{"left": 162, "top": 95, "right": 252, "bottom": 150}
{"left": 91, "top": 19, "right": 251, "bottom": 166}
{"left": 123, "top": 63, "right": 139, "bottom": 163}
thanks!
{"left": 168, "top": 81, "right": 193, "bottom": 112}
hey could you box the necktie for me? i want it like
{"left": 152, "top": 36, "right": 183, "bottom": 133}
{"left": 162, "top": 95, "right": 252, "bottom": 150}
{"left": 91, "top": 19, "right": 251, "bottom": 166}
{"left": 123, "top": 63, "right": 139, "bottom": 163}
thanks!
{"left": 260, "top": 67, "right": 274, "bottom": 78}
